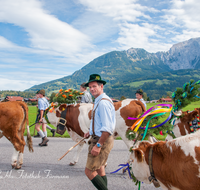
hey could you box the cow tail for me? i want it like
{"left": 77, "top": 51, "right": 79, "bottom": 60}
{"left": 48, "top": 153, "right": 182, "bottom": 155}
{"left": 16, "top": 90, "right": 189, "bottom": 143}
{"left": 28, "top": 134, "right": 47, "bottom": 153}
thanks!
{"left": 20, "top": 102, "right": 34, "bottom": 152}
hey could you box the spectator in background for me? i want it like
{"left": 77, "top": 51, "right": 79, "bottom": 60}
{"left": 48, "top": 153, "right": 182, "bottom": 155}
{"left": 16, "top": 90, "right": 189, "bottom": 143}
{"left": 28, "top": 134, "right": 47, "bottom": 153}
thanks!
{"left": 135, "top": 89, "right": 147, "bottom": 110}
{"left": 80, "top": 82, "right": 93, "bottom": 103}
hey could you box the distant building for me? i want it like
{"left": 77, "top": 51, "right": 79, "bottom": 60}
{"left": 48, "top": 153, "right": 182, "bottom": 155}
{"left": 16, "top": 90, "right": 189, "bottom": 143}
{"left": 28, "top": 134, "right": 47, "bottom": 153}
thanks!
{"left": 159, "top": 97, "right": 172, "bottom": 102}
{"left": 150, "top": 100, "right": 159, "bottom": 103}
{"left": 24, "top": 98, "right": 37, "bottom": 104}
{"left": 3, "top": 96, "right": 24, "bottom": 102}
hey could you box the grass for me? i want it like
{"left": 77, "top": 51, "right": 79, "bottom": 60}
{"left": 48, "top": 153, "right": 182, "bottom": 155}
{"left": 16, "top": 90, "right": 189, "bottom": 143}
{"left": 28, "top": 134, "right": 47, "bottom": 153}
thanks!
{"left": 25, "top": 100, "right": 200, "bottom": 140}
{"left": 128, "top": 80, "right": 155, "bottom": 87}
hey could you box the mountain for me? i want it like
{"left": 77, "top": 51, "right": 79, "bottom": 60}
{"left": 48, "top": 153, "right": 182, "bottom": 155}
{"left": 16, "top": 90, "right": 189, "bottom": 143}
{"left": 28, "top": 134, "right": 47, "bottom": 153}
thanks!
{"left": 107, "top": 69, "right": 200, "bottom": 100}
{"left": 156, "top": 37, "right": 200, "bottom": 70}
{"left": 26, "top": 37, "right": 200, "bottom": 99}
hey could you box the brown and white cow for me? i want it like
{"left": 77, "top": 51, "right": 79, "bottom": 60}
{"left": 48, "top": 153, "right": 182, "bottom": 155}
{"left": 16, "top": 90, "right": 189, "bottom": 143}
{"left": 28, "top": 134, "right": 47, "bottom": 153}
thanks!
{"left": 166, "top": 110, "right": 199, "bottom": 141}
{"left": 0, "top": 101, "right": 33, "bottom": 169}
{"left": 45, "top": 99, "right": 145, "bottom": 165}
{"left": 130, "top": 130, "right": 200, "bottom": 190}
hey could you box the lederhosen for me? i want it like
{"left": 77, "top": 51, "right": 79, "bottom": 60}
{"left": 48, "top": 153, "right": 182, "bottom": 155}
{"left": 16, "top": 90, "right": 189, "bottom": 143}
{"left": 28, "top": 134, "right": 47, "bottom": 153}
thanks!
{"left": 86, "top": 98, "right": 114, "bottom": 171}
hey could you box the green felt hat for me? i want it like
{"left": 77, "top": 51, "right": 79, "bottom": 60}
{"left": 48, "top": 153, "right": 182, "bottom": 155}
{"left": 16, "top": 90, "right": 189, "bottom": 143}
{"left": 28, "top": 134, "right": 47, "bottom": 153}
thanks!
{"left": 85, "top": 74, "right": 106, "bottom": 87}
{"left": 36, "top": 89, "right": 45, "bottom": 96}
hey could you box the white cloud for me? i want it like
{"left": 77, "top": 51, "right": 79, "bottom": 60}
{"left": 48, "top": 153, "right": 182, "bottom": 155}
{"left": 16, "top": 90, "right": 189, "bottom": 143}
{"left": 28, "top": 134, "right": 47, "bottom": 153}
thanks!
{"left": 78, "top": 0, "right": 171, "bottom": 52}
{"left": 0, "top": 36, "right": 17, "bottom": 48}
{"left": 163, "top": 0, "right": 200, "bottom": 42}
{"left": 0, "top": 0, "right": 92, "bottom": 55}
{"left": 0, "top": 77, "right": 37, "bottom": 91}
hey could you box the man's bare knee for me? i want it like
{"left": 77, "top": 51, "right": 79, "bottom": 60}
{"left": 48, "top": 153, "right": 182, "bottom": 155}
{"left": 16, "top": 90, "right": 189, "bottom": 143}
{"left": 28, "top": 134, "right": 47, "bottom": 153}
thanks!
{"left": 97, "top": 166, "right": 105, "bottom": 176}
{"left": 85, "top": 167, "right": 97, "bottom": 180}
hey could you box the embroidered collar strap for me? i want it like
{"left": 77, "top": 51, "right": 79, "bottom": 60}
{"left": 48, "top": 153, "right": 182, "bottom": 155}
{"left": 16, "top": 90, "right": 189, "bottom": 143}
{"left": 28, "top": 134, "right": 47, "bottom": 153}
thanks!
{"left": 148, "top": 146, "right": 160, "bottom": 188}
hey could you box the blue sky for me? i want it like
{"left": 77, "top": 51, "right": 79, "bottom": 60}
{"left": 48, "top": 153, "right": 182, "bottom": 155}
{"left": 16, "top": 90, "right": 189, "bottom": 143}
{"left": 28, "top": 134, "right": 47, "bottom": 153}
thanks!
{"left": 0, "top": 0, "right": 200, "bottom": 91}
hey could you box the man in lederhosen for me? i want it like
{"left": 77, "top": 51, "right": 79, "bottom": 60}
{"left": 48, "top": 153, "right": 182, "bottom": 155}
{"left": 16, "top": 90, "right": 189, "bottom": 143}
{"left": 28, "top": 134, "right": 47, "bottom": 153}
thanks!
{"left": 35, "top": 89, "right": 50, "bottom": 146}
{"left": 84, "top": 74, "right": 115, "bottom": 190}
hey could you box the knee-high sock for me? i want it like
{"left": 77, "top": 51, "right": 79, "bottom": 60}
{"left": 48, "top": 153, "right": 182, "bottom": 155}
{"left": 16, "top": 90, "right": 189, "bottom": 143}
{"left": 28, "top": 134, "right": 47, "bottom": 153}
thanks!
{"left": 44, "top": 131, "right": 47, "bottom": 137}
{"left": 38, "top": 130, "right": 45, "bottom": 138}
{"left": 46, "top": 125, "right": 53, "bottom": 130}
{"left": 101, "top": 175, "right": 107, "bottom": 187}
{"left": 91, "top": 175, "right": 108, "bottom": 190}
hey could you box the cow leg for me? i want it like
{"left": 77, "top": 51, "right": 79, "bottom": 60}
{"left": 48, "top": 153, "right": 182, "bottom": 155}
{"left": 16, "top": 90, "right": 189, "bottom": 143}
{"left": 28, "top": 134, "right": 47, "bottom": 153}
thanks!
{"left": 11, "top": 149, "right": 20, "bottom": 168}
{"left": 14, "top": 121, "right": 26, "bottom": 169}
{"left": 69, "top": 141, "right": 85, "bottom": 166}
{"left": 10, "top": 135, "right": 25, "bottom": 169}
{"left": 16, "top": 151, "right": 24, "bottom": 169}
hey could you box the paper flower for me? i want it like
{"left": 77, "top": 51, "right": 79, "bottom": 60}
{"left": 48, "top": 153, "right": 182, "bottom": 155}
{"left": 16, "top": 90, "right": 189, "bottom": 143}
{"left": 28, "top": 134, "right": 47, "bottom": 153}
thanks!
{"left": 62, "top": 95, "right": 67, "bottom": 98}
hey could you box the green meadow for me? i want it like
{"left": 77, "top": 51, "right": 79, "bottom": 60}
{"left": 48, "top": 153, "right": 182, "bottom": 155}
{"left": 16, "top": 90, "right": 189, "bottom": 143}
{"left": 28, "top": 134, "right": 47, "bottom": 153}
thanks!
{"left": 25, "top": 100, "right": 200, "bottom": 139}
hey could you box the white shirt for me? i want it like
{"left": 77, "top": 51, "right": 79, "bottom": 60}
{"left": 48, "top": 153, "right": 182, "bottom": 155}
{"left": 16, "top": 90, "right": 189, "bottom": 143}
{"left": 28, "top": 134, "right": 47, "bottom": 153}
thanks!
{"left": 89, "top": 93, "right": 116, "bottom": 137}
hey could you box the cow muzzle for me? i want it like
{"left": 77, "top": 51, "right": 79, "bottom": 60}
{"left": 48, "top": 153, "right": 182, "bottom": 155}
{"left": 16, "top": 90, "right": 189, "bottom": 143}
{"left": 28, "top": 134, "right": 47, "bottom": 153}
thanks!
{"left": 56, "top": 118, "right": 67, "bottom": 135}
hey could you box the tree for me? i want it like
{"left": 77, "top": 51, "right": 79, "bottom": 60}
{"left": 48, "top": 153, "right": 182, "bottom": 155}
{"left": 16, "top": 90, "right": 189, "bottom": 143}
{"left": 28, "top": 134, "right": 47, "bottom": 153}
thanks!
{"left": 50, "top": 92, "right": 56, "bottom": 103}
{"left": 143, "top": 92, "right": 147, "bottom": 101}
{"left": 147, "top": 97, "right": 150, "bottom": 101}
{"left": 120, "top": 96, "right": 126, "bottom": 100}
{"left": 166, "top": 91, "right": 171, "bottom": 97}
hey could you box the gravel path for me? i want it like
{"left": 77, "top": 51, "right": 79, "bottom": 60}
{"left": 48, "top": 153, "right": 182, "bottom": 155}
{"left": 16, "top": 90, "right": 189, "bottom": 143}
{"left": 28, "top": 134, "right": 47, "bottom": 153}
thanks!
{"left": 0, "top": 136, "right": 162, "bottom": 190}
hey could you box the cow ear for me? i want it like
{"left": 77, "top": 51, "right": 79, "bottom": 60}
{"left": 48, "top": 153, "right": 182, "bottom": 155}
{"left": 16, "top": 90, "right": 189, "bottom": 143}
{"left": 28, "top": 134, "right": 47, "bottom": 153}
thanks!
{"left": 133, "top": 148, "right": 144, "bottom": 162}
{"left": 192, "top": 111, "right": 198, "bottom": 120}
{"left": 59, "top": 104, "right": 67, "bottom": 111}
{"left": 56, "top": 110, "right": 61, "bottom": 117}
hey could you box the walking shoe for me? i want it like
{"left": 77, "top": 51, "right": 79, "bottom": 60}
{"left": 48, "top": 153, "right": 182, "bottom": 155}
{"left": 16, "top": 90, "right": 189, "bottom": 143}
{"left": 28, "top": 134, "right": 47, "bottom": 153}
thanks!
{"left": 39, "top": 142, "right": 48, "bottom": 146}
{"left": 51, "top": 129, "right": 56, "bottom": 137}
{"left": 34, "top": 133, "right": 40, "bottom": 138}
{"left": 39, "top": 137, "right": 49, "bottom": 146}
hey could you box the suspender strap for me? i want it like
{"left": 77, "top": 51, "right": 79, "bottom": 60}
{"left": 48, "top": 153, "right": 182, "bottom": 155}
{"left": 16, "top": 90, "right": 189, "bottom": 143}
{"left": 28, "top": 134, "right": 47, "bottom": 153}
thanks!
{"left": 92, "top": 98, "right": 113, "bottom": 135}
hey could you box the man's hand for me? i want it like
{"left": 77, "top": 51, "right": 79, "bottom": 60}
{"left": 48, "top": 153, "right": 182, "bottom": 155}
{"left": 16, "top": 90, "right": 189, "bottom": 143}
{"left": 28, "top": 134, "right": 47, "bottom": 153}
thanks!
{"left": 84, "top": 132, "right": 90, "bottom": 139}
{"left": 91, "top": 145, "right": 101, "bottom": 156}
{"left": 39, "top": 118, "right": 43, "bottom": 123}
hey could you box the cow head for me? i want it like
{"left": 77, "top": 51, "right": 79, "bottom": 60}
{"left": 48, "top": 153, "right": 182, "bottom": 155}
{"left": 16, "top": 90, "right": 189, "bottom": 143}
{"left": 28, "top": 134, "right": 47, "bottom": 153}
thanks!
{"left": 55, "top": 104, "right": 68, "bottom": 135}
{"left": 130, "top": 141, "right": 152, "bottom": 184}
{"left": 45, "top": 104, "right": 68, "bottom": 135}
{"left": 166, "top": 110, "right": 199, "bottom": 140}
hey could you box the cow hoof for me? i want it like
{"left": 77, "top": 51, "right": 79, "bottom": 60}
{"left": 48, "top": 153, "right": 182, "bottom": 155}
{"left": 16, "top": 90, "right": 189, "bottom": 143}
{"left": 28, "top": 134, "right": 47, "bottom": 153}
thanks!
{"left": 15, "top": 164, "right": 22, "bottom": 169}
{"left": 11, "top": 162, "right": 17, "bottom": 169}
{"left": 69, "top": 162, "right": 76, "bottom": 166}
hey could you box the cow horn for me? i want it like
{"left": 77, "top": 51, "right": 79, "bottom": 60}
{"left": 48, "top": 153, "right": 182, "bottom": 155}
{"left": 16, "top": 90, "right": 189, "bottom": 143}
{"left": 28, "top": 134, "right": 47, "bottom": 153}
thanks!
{"left": 172, "top": 110, "right": 182, "bottom": 116}
{"left": 148, "top": 135, "right": 158, "bottom": 143}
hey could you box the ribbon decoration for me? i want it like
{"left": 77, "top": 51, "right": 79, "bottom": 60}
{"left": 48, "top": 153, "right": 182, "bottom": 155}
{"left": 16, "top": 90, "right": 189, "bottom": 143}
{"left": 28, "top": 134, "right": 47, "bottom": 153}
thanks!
{"left": 110, "top": 163, "right": 142, "bottom": 190}
{"left": 127, "top": 104, "right": 173, "bottom": 140}
{"left": 110, "top": 163, "right": 132, "bottom": 179}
